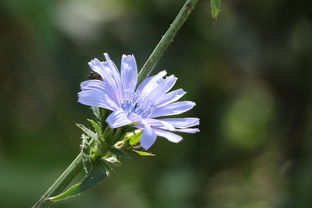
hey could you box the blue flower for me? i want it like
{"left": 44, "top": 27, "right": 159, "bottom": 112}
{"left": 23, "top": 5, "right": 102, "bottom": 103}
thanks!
{"left": 78, "top": 53, "right": 199, "bottom": 150}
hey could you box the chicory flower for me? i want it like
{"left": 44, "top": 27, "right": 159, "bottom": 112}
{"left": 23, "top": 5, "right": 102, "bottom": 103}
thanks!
{"left": 78, "top": 53, "right": 199, "bottom": 149}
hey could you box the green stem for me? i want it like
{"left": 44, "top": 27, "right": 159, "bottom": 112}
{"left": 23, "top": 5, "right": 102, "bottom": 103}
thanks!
{"left": 32, "top": 153, "right": 83, "bottom": 208}
{"left": 32, "top": 0, "right": 198, "bottom": 207}
{"left": 138, "top": 0, "right": 199, "bottom": 82}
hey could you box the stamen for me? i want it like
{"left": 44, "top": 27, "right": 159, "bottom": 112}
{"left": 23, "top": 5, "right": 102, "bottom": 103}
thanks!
{"left": 121, "top": 91, "right": 155, "bottom": 118}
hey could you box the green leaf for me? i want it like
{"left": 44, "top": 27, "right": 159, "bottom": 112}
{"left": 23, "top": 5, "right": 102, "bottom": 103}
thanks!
{"left": 48, "top": 160, "right": 108, "bottom": 202}
{"left": 87, "top": 119, "right": 102, "bottom": 137}
{"left": 132, "top": 150, "right": 155, "bottom": 157}
{"left": 109, "top": 148, "right": 129, "bottom": 159}
{"left": 99, "top": 108, "right": 107, "bottom": 120}
{"left": 91, "top": 107, "right": 100, "bottom": 120}
{"left": 127, "top": 130, "right": 142, "bottom": 146}
{"left": 48, "top": 183, "right": 81, "bottom": 202}
{"left": 91, "top": 107, "right": 107, "bottom": 121}
{"left": 211, "top": 0, "right": 221, "bottom": 19}
{"left": 80, "top": 134, "right": 92, "bottom": 173}
{"left": 76, "top": 124, "right": 97, "bottom": 141}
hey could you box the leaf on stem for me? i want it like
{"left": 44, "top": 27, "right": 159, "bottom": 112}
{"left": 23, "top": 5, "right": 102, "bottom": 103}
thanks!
{"left": 109, "top": 148, "right": 129, "bottom": 159}
{"left": 211, "top": 0, "right": 221, "bottom": 20}
{"left": 48, "top": 160, "right": 108, "bottom": 202}
{"left": 132, "top": 150, "right": 155, "bottom": 157}
{"left": 91, "top": 107, "right": 100, "bottom": 120}
{"left": 91, "top": 107, "right": 107, "bottom": 121}
{"left": 127, "top": 130, "right": 142, "bottom": 146}
{"left": 81, "top": 134, "right": 92, "bottom": 173}
{"left": 76, "top": 124, "right": 97, "bottom": 140}
{"left": 87, "top": 119, "right": 102, "bottom": 137}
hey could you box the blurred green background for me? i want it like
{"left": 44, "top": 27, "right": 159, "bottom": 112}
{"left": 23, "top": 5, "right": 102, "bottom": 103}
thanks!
{"left": 1, "top": 0, "right": 312, "bottom": 207}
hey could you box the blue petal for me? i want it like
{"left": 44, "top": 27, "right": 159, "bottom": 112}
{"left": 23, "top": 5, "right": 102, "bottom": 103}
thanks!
{"left": 153, "top": 129, "right": 183, "bottom": 143}
{"left": 103, "top": 53, "right": 124, "bottom": 103}
{"left": 143, "top": 118, "right": 175, "bottom": 131}
{"left": 140, "top": 125, "right": 157, "bottom": 150}
{"left": 155, "top": 89, "right": 186, "bottom": 107}
{"left": 80, "top": 80, "right": 105, "bottom": 91}
{"left": 88, "top": 58, "right": 123, "bottom": 105}
{"left": 87, "top": 58, "right": 108, "bottom": 80}
{"left": 151, "top": 101, "right": 196, "bottom": 118}
{"left": 80, "top": 80, "right": 119, "bottom": 105}
{"left": 106, "top": 109, "right": 133, "bottom": 128}
{"left": 174, "top": 128, "right": 200, "bottom": 133}
{"left": 148, "top": 75, "right": 177, "bottom": 102}
{"left": 103, "top": 53, "right": 122, "bottom": 82}
{"left": 121, "top": 55, "right": 138, "bottom": 93}
{"left": 160, "top": 118, "right": 199, "bottom": 128}
{"left": 78, "top": 83, "right": 119, "bottom": 111}
{"left": 136, "top": 70, "right": 167, "bottom": 96}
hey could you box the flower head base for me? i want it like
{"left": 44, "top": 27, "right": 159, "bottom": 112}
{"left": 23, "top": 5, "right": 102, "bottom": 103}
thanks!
{"left": 78, "top": 53, "right": 199, "bottom": 149}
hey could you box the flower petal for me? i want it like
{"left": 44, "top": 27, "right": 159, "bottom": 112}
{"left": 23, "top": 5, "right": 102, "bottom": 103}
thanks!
{"left": 143, "top": 118, "right": 175, "bottom": 131}
{"left": 148, "top": 75, "right": 177, "bottom": 102}
{"left": 121, "top": 54, "right": 138, "bottom": 93}
{"left": 155, "top": 89, "right": 186, "bottom": 107}
{"left": 106, "top": 109, "right": 133, "bottom": 128}
{"left": 80, "top": 80, "right": 118, "bottom": 104}
{"left": 136, "top": 70, "right": 167, "bottom": 96}
{"left": 140, "top": 125, "right": 157, "bottom": 150}
{"left": 88, "top": 58, "right": 108, "bottom": 80}
{"left": 160, "top": 118, "right": 199, "bottom": 128}
{"left": 103, "top": 53, "right": 124, "bottom": 103}
{"left": 153, "top": 129, "right": 183, "bottom": 143}
{"left": 80, "top": 80, "right": 104, "bottom": 91}
{"left": 88, "top": 58, "right": 122, "bottom": 105}
{"left": 103, "top": 53, "right": 121, "bottom": 81}
{"left": 151, "top": 101, "right": 196, "bottom": 118}
{"left": 174, "top": 128, "right": 200, "bottom": 133}
{"left": 78, "top": 89, "right": 119, "bottom": 111}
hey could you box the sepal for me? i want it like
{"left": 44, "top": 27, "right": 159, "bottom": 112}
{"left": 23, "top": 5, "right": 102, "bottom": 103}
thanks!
{"left": 132, "top": 150, "right": 155, "bottom": 156}
{"left": 76, "top": 123, "right": 97, "bottom": 141}
{"left": 80, "top": 134, "right": 93, "bottom": 173}
{"left": 91, "top": 107, "right": 107, "bottom": 121}
{"left": 87, "top": 119, "right": 102, "bottom": 139}
{"left": 91, "top": 107, "right": 100, "bottom": 120}
{"left": 125, "top": 130, "right": 142, "bottom": 146}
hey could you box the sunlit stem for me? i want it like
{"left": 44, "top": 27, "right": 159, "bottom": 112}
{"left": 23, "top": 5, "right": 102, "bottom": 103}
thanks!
{"left": 32, "top": 153, "right": 83, "bottom": 208}
{"left": 138, "top": 0, "right": 199, "bottom": 82}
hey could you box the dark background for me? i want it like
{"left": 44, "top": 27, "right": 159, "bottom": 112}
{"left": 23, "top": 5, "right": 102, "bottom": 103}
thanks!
{"left": 1, "top": 0, "right": 312, "bottom": 207}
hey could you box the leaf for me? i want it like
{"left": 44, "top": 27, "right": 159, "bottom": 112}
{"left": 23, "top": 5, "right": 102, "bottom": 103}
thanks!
{"left": 79, "top": 161, "right": 107, "bottom": 191}
{"left": 48, "top": 183, "right": 81, "bottom": 202}
{"left": 76, "top": 124, "right": 97, "bottom": 141}
{"left": 87, "top": 119, "right": 102, "bottom": 137}
{"left": 109, "top": 148, "right": 129, "bottom": 159}
{"left": 127, "top": 130, "right": 142, "bottom": 146}
{"left": 91, "top": 107, "right": 100, "bottom": 120}
{"left": 211, "top": 0, "right": 221, "bottom": 20}
{"left": 99, "top": 108, "right": 107, "bottom": 120}
{"left": 132, "top": 150, "right": 155, "bottom": 157}
{"left": 91, "top": 107, "right": 107, "bottom": 121}
{"left": 48, "top": 160, "right": 108, "bottom": 202}
{"left": 80, "top": 134, "right": 92, "bottom": 173}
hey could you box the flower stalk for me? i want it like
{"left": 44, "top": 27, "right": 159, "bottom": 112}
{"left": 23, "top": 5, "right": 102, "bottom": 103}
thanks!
{"left": 138, "top": 0, "right": 198, "bottom": 82}
{"left": 32, "top": 0, "right": 199, "bottom": 207}
{"left": 32, "top": 153, "right": 83, "bottom": 208}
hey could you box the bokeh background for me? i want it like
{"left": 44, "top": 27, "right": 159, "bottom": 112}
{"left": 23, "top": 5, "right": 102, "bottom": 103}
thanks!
{"left": 1, "top": 0, "right": 312, "bottom": 207}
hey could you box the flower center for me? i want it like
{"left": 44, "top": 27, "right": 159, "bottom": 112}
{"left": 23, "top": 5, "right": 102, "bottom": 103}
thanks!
{"left": 121, "top": 90, "right": 155, "bottom": 118}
